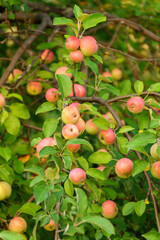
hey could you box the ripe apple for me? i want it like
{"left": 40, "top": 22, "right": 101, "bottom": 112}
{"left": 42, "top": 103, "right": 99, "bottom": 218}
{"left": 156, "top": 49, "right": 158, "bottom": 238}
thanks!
{"left": 67, "top": 144, "right": 81, "bottom": 152}
{"left": 0, "top": 181, "right": 12, "bottom": 201}
{"left": 55, "top": 67, "right": 72, "bottom": 79}
{"left": 65, "top": 36, "right": 80, "bottom": 51}
{"left": 111, "top": 68, "right": 122, "bottom": 81}
{"left": 102, "top": 200, "right": 118, "bottom": 219}
{"left": 151, "top": 161, "right": 160, "bottom": 179}
{"left": 44, "top": 219, "right": 56, "bottom": 231}
{"left": 106, "top": 112, "right": 118, "bottom": 126}
{"left": 102, "top": 71, "right": 112, "bottom": 83}
{"left": 26, "top": 81, "right": 42, "bottom": 95}
{"left": 62, "top": 105, "right": 80, "bottom": 124}
{"left": 97, "top": 166, "right": 106, "bottom": 171}
{"left": 98, "top": 149, "right": 108, "bottom": 153}
{"left": 69, "top": 50, "right": 84, "bottom": 63}
{"left": 98, "top": 129, "right": 116, "bottom": 145}
{"left": 45, "top": 88, "right": 59, "bottom": 102}
{"left": 41, "top": 49, "right": 54, "bottom": 63}
{"left": 69, "top": 168, "right": 86, "bottom": 185}
{"left": 150, "top": 143, "right": 160, "bottom": 160}
{"left": 80, "top": 36, "right": 98, "bottom": 56}
{"left": 69, "top": 102, "right": 80, "bottom": 109}
{"left": 69, "top": 84, "right": 86, "bottom": 97}
{"left": 36, "top": 137, "right": 56, "bottom": 154}
{"left": 8, "top": 69, "right": 22, "bottom": 83}
{"left": 75, "top": 118, "right": 85, "bottom": 133}
{"left": 0, "top": 94, "right": 5, "bottom": 108}
{"left": 127, "top": 97, "right": 145, "bottom": 114}
{"left": 9, "top": 217, "right": 27, "bottom": 233}
{"left": 86, "top": 119, "right": 99, "bottom": 135}
{"left": 62, "top": 124, "right": 79, "bottom": 139}
{"left": 115, "top": 158, "right": 133, "bottom": 178}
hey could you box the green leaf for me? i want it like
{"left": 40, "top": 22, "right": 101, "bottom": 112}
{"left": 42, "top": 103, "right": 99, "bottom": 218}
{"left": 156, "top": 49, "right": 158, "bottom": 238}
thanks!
{"left": 14, "top": 159, "right": 24, "bottom": 174}
{"left": 18, "top": 202, "right": 41, "bottom": 216}
{"left": 0, "top": 164, "right": 15, "bottom": 184}
{"left": 34, "top": 182, "right": 53, "bottom": 204}
{"left": 122, "top": 202, "right": 135, "bottom": 216}
{"left": 4, "top": 113, "right": 20, "bottom": 135}
{"left": 24, "top": 165, "right": 45, "bottom": 178}
{"left": 64, "top": 179, "right": 74, "bottom": 196}
{"left": 117, "top": 137, "right": 128, "bottom": 155}
{"left": 82, "top": 215, "right": 115, "bottom": 236}
{"left": 85, "top": 179, "right": 100, "bottom": 200}
{"left": 66, "top": 139, "right": 93, "bottom": 151}
{"left": 36, "top": 102, "right": 56, "bottom": 115}
{"left": 0, "top": 147, "right": 11, "bottom": 161}
{"left": 102, "top": 187, "right": 117, "bottom": 200}
{"left": 0, "top": 109, "right": 8, "bottom": 124}
{"left": 83, "top": 13, "right": 106, "bottom": 30}
{"left": 36, "top": 70, "right": 53, "bottom": 79}
{"left": 10, "top": 103, "right": 30, "bottom": 119}
{"left": 86, "top": 168, "right": 106, "bottom": 180}
{"left": 57, "top": 74, "right": 72, "bottom": 98}
{"left": 92, "top": 117, "right": 109, "bottom": 130}
{"left": 39, "top": 146, "right": 56, "bottom": 158}
{"left": 31, "top": 137, "right": 41, "bottom": 147}
{"left": 0, "top": 231, "right": 26, "bottom": 240}
{"left": 75, "top": 188, "right": 88, "bottom": 217}
{"left": 135, "top": 111, "right": 150, "bottom": 130}
{"left": 77, "top": 157, "right": 89, "bottom": 171}
{"left": 93, "top": 54, "right": 103, "bottom": 63}
{"left": 43, "top": 118, "right": 59, "bottom": 137}
{"left": 84, "top": 59, "right": 99, "bottom": 75}
{"left": 53, "top": 17, "right": 76, "bottom": 28}
{"left": 134, "top": 80, "right": 144, "bottom": 95}
{"left": 73, "top": 5, "right": 82, "bottom": 19}
{"left": 104, "top": 83, "right": 120, "bottom": 96}
{"left": 132, "top": 160, "right": 149, "bottom": 177}
{"left": 128, "top": 131, "right": 156, "bottom": 151}
{"left": 37, "top": 42, "right": 57, "bottom": 50}
{"left": 142, "top": 230, "right": 160, "bottom": 240}
{"left": 134, "top": 200, "right": 146, "bottom": 216}
{"left": 8, "top": 93, "right": 23, "bottom": 102}
{"left": 88, "top": 152, "right": 112, "bottom": 164}
{"left": 118, "top": 126, "right": 134, "bottom": 134}
{"left": 148, "top": 83, "right": 160, "bottom": 93}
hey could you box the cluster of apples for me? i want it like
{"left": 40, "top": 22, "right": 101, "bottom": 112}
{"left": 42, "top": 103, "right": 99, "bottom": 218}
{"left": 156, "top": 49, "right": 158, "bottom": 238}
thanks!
{"left": 102, "top": 68, "right": 122, "bottom": 82}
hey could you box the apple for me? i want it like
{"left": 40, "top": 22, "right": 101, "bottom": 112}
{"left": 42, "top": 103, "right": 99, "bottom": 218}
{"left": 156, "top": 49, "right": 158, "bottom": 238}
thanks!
{"left": 115, "top": 158, "right": 133, "bottom": 178}
{"left": 36, "top": 137, "right": 56, "bottom": 154}
{"left": 97, "top": 166, "right": 106, "bottom": 171}
{"left": 65, "top": 36, "right": 80, "bottom": 51}
{"left": 67, "top": 144, "right": 81, "bottom": 152}
{"left": 98, "top": 149, "right": 108, "bottom": 153}
{"left": 151, "top": 161, "right": 160, "bottom": 179}
{"left": 0, "top": 94, "right": 5, "bottom": 108}
{"left": 55, "top": 67, "right": 72, "bottom": 79}
{"left": 26, "top": 81, "right": 42, "bottom": 95}
{"left": 44, "top": 219, "right": 56, "bottom": 231}
{"left": 9, "top": 217, "right": 27, "bottom": 233}
{"left": 69, "top": 102, "right": 80, "bottom": 109}
{"left": 150, "top": 143, "right": 160, "bottom": 160}
{"left": 45, "top": 88, "right": 59, "bottom": 102}
{"left": 106, "top": 112, "right": 118, "bottom": 126}
{"left": 69, "top": 84, "right": 86, "bottom": 97}
{"left": 86, "top": 119, "right": 99, "bottom": 135}
{"left": 127, "top": 97, "right": 145, "bottom": 114}
{"left": 80, "top": 36, "right": 98, "bottom": 56}
{"left": 102, "top": 71, "right": 112, "bottom": 83}
{"left": 41, "top": 49, "right": 54, "bottom": 63}
{"left": 75, "top": 118, "right": 85, "bottom": 133}
{"left": 62, "top": 124, "right": 79, "bottom": 139}
{"left": 69, "top": 50, "right": 84, "bottom": 63}
{"left": 0, "top": 181, "right": 12, "bottom": 201}
{"left": 69, "top": 168, "right": 86, "bottom": 185}
{"left": 8, "top": 69, "right": 22, "bottom": 83}
{"left": 62, "top": 105, "right": 80, "bottom": 124}
{"left": 111, "top": 68, "right": 122, "bottom": 81}
{"left": 98, "top": 129, "right": 116, "bottom": 145}
{"left": 18, "top": 154, "right": 30, "bottom": 164}
{"left": 102, "top": 200, "right": 118, "bottom": 219}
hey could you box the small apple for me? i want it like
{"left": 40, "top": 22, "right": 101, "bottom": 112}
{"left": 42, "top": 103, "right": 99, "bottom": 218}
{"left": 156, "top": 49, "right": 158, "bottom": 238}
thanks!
{"left": 45, "top": 88, "right": 59, "bottom": 102}
{"left": 65, "top": 36, "right": 80, "bottom": 51}
{"left": 8, "top": 69, "right": 22, "bottom": 83}
{"left": 44, "top": 219, "right": 56, "bottom": 231}
{"left": 62, "top": 105, "right": 80, "bottom": 124}
{"left": 98, "top": 129, "right": 116, "bottom": 145}
{"left": 9, "top": 217, "right": 27, "bottom": 233}
{"left": 75, "top": 118, "right": 85, "bottom": 133}
{"left": 0, "top": 94, "right": 5, "bottom": 108}
{"left": 0, "top": 181, "right": 12, "bottom": 201}
{"left": 151, "top": 161, "right": 160, "bottom": 179}
{"left": 80, "top": 36, "right": 98, "bottom": 56}
{"left": 41, "top": 49, "right": 54, "bottom": 63}
{"left": 111, "top": 68, "right": 122, "bottom": 81}
{"left": 26, "top": 81, "right": 42, "bottom": 95}
{"left": 127, "top": 97, "right": 145, "bottom": 114}
{"left": 150, "top": 143, "right": 160, "bottom": 160}
{"left": 69, "top": 50, "right": 84, "bottom": 63}
{"left": 115, "top": 158, "right": 133, "bottom": 178}
{"left": 98, "top": 149, "right": 108, "bottom": 153}
{"left": 69, "top": 168, "right": 86, "bottom": 185}
{"left": 102, "top": 200, "right": 118, "bottom": 219}
{"left": 86, "top": 119, "right": 99, "bottom": 135}
{"left": 62, "top": 124, "right": 79, "bottom": 139}
{"left": 55, "top": 67, "right": 72, "bottom": 79}
{"left": 67, "top": 144, "right": 81, "bottom": 153}
{"left": 101, "top": 71, "right": 112, "bottom": 83}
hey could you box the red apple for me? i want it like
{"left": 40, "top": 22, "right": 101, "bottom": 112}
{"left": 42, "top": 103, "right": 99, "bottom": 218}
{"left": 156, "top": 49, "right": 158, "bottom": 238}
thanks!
{"left": 62, "top": 124, "right": 79, "bottom": 139}
{"left": 69, "top": 50, "right": 84, "bottom": 63}
{"left": 98, "top": 129, "right": 116, "bottom": 145}
{"left": 111, "top": 68, "right": 122, "bottom": 81}
{"left": 102, "top": 71, "right": 112, "bottom": 83}
{"left": 26, "top": 81, "right": 42, "bottom": 95}
{"left": 97, "top": 166, "right": 106, "bottom": 171}
{"left": 55, "top": 67, "right": 72, "bottom": 79}
{"left": 65, "top": 36, "right": 80, "bottom": 51}
{"left": 67, "top": 144, "right": 81, "bottom": 153}
{"left": 102, "top": 200, "right": 118, "bottom": 219}
{"left": 69, "top": 102, "right": 80, "bottom": 109}
{"left": 45, "top": 88, "right": 59, "bottom": 102}
{"left": 9, "top": 217, "right": 27, "bottom": 233}
{"left": 0, "top": 94, "right": 5, "bottom": 108}
{"left": 69, "top": 168, "right": 86, "bottom": 185}
{"left": 41, "top": 49, "right": 54, "bottom": 63}
{"left": 44, "top": 219, "right": 56, "bottom": 231}
{"left": 69, "top": 84, "right": 86, "bottom": 97}
{"left": 127, "top": 97, "right": 145, "bottom": 114}
{"left": 98, "top": 149, "right": 108, "bottom": 153}
{"left": 0, "top": 181, "right": 12, "bottom": 201}
{"left": 151, "top": 161, "right": 160, "bottom": 179}
{"left": 115, "top": 158, "right": 133, "bottom": 178}
{"left": 150, "top": 143, "right": 160, "bottom": 160}
{"left": 86, "top": 119, "right": 99, "bottom": 135}
{"left": 62, "top": 105, "right": 80, "bottom": 124}
{"left": 75, "top": 118, "right": 85, "bottom": 133}
{"left": 80, "top": 36, "right": 98, "bottom": 56}
{"left": 36, "top": 137, "right": 56, "bottom": 154}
